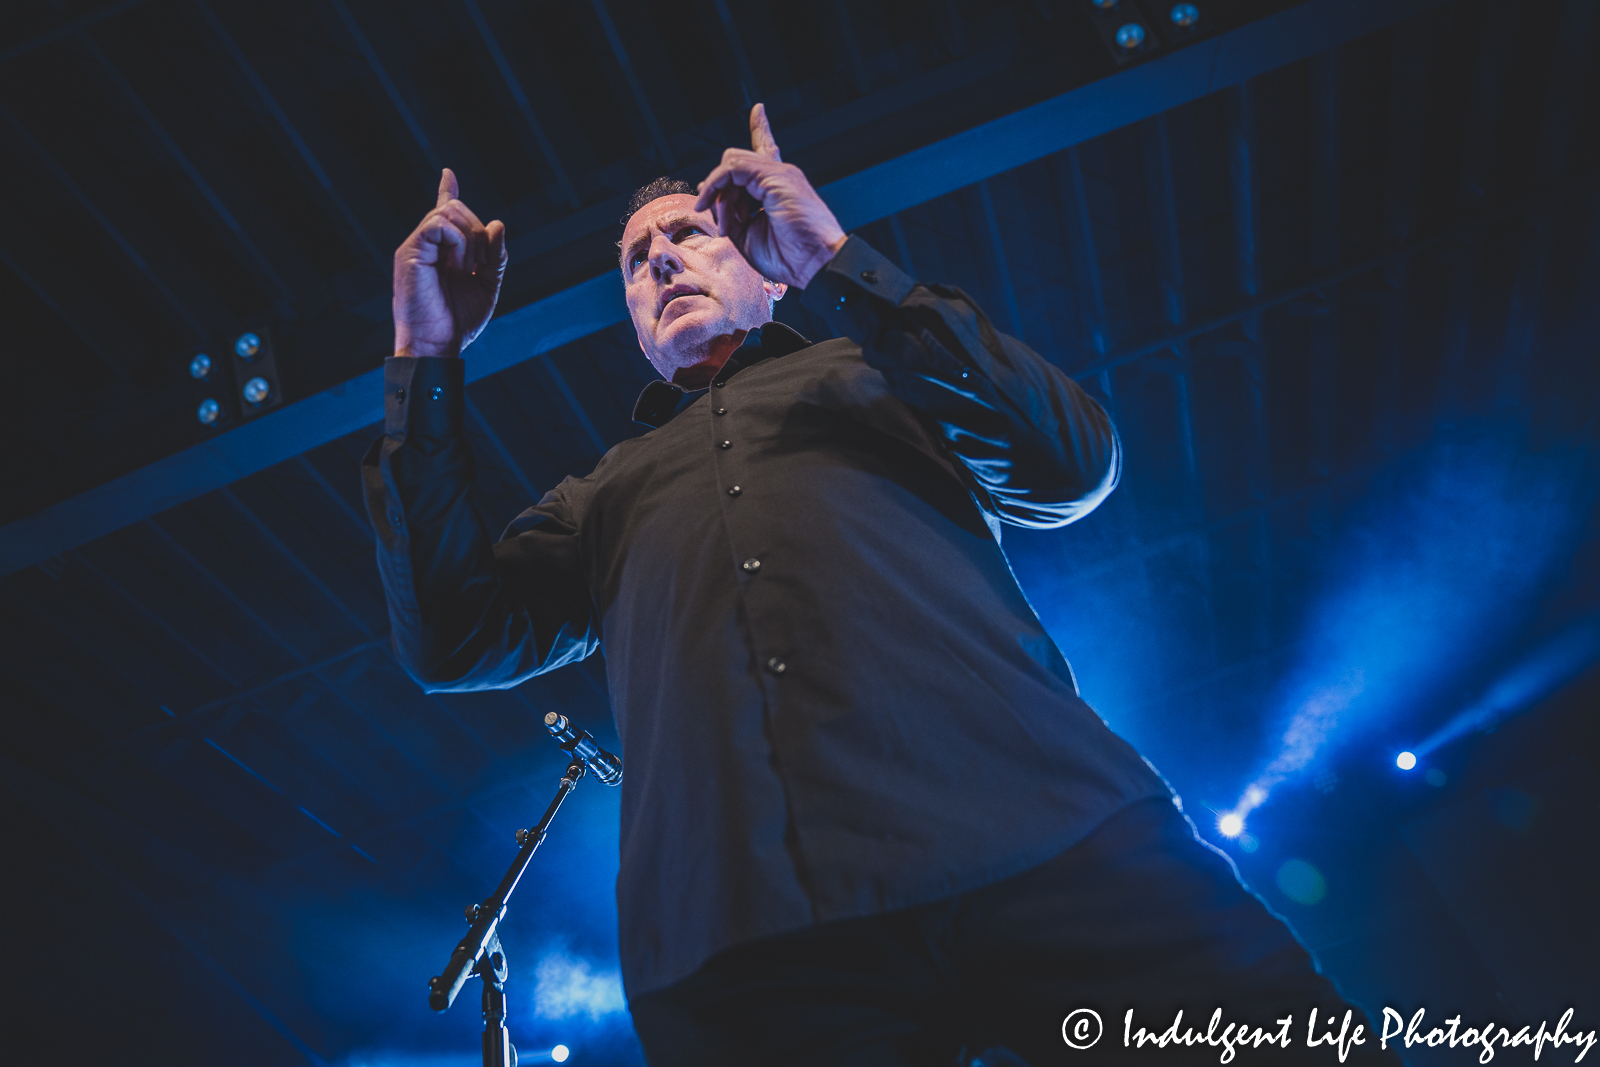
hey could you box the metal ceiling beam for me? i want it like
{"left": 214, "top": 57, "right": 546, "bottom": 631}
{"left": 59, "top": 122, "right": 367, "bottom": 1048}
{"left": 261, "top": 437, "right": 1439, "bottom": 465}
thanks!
{"left": 328, "top": 0, "right": 442, "bottom": 175}
{"left": 460, "top": 0, "right": 582, "bottom": 211}
{"left": 75, "top": 31, "right": 297, "bottom": 307}
{"left": 977, "top": 179, "right": 1024, "bottom": 339}
{"left": 0, "top": 754, "right": 333, "bottom": 1067}
{"left": 1371, "top": 23, "right": 1431, "bottom": 457}
{"left": 590, "top": 0, "right": 675, "bottom": 168}
{"left": 1305, "top": 49, "right": 1341, "bottom": 491}
{"left": 1435, "top": 1, "right": 1516, "bottom": 422}
{"left": 191, "top": 0, "right": 386, "bottom": 268}
{"left": 1055, "top": 146, "right": 1110, "bottom": 357}
{"left": 0, "top": 0, "right": 1458, "bottom": 576}
{"left": 1494, "top": 0, "right": 1597, "bottom": 408}
{"left": 0, "top": 241, "right": 131, "bottom": 383}
{"left": 0, "top": 100, "right": 209, "bottom": 340}
{"left": 710, "top": 0, "right": 761, "bottom": 106}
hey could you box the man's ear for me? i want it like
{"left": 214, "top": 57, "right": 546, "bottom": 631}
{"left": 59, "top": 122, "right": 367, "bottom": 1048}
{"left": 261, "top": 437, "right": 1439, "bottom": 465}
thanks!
{"left": 763, "top": 278, "right": 788, "bottom": 304}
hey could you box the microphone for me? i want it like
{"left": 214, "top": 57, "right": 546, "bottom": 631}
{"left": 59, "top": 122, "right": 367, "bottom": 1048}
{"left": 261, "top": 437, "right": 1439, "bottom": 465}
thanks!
{"left": 543, "top": 712, "right": 623, "bottom": 785}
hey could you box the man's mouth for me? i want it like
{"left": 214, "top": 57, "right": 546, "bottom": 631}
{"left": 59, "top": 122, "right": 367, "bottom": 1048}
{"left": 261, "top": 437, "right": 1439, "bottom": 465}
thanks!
{"left": 659, "top": 285, "right": 704, "bottom": 317}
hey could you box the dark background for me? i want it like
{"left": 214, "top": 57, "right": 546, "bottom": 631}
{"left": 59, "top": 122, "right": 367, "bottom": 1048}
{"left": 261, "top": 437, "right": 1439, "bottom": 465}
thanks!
{"left": 2, "top": 1, "right": 1597, "bottom": 1064}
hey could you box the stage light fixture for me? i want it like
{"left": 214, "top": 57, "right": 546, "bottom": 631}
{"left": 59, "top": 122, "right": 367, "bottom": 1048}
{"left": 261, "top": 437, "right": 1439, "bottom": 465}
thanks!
{"left": 189, "top": 353, "right": 212, "bottom": 380}
{"left": 198, "top": 398, "right": 221, "bottom": 425}
{"left": 1116, "top": 22, "right": 1146, "bottom": 48}
{"left": 1396, "top": 751, "right": 1417, "bottom": 770}
{"left": 1170, "top": 3, "right": 1199, "bottom": 26}
{"left": 235, "top": 331, "right": 261, "bottom": 359}
{"left": 1218, "top": 812, "right": 1244, "bottom": 837}
{"left": 243, "top": 376, "right": 271, "bottom": 405}
{"left": 552, "top": 1046, "right": 570, "bottom": 1063}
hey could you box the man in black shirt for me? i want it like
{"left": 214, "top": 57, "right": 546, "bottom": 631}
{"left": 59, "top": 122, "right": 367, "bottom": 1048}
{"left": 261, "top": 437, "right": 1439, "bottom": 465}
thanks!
{"left": 365, "top": 106, "right": 1397, "bottom": 1065}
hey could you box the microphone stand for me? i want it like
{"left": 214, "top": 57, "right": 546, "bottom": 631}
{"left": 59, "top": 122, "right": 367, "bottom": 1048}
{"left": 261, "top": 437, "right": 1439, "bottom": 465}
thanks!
{"left": 427, "top": 713, "right": 621, "bottom": 1067}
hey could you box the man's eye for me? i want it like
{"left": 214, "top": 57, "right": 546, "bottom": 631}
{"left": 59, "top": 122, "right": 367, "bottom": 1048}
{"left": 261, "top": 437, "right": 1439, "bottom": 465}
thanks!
{"left": 675, "top": 226, "right": 705, "bottom": 241}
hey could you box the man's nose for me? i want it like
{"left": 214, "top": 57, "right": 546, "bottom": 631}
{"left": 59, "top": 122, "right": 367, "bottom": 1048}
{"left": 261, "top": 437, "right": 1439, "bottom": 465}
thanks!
{"left": 649, "top": 235, "right": 684, "bottom": 281}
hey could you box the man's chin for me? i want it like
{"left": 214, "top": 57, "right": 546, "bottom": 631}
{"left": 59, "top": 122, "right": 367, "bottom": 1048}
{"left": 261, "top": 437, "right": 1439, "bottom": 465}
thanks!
{"left": 652, "top": 313, "right": 723, "bottom": 366}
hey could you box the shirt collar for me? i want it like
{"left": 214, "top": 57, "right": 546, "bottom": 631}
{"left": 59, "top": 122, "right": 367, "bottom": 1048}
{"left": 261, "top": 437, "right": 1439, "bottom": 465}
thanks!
{"left": 631, "top": 321, "right": 811, "bottom": 429}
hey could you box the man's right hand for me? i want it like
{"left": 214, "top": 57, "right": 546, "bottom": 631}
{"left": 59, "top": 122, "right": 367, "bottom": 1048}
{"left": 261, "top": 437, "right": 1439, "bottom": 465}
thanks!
{"left": 392, "top": 168, "right": 507, "bottom": 358}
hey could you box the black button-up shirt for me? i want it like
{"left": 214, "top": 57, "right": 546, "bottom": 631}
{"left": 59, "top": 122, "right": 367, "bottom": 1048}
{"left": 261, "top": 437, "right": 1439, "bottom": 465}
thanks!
{"left": 362, "top": 238, "right": 1168, "bottom": 995}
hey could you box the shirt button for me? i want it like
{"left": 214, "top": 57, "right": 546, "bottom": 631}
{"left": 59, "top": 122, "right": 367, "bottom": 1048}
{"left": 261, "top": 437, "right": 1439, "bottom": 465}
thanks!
{"left": 959, "top": 368, "right": 971, "bottom": 379}
{"left": 741, "top": 558, "right": 761, "bottom": 572}
{"left": 727, "top": 486, "right": 742, "bottom": 497}
{"left": 718, "top": 440, "right": 732, "bottom": 450}
{"left": 714, "top": 407, "right": 727, "bottom": 416}
{"left": 431, "top": 386, "right": 444, "bottom": 400}
{"left": 395, "top": 388, "right": 406, "bottom": 402}
{"left": 389, "top": 513, "right": 403, "bottom": 528}
{"left": 834, "top": 293, "right": 849, "bottom": 311}
{"left": 860, "top": 269, "right": 878, "bottom": 284}
{"left": 767, "top": 657, "right": 787, "bottom": 675}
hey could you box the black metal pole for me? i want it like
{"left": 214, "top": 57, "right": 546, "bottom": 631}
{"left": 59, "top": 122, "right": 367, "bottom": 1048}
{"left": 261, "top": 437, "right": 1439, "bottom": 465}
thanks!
{"left": 428, "top": 759, "right": 586, "bottom": 1020}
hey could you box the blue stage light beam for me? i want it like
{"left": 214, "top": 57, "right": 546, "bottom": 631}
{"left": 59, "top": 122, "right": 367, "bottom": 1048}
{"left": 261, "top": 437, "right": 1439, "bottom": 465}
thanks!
{"left": 1223, "top": 433, "right": 1598, "bottom": 825}
{"left": 1414, "top": 614, "right": 1600, "bottom": 759}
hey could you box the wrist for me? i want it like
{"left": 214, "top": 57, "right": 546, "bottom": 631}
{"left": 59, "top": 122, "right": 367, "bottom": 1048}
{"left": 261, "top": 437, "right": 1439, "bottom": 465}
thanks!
{"left": 393, "top": 337, "right": 461, "bottom": 359}
{"left": 795, "top": 231, "right": 850, "bottom": 291}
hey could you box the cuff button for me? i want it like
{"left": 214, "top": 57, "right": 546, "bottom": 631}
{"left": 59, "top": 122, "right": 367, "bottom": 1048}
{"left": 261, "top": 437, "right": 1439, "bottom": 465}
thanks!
{"left": 860, "top": 269, "right": 878, "bottom": 284}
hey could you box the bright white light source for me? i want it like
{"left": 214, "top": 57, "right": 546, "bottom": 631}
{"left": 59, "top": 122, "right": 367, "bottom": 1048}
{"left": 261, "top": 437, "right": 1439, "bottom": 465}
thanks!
{"left": 551, "top": 1046, "right": 570, "bottom": 1063}
{"left": 1396, "top": 751, "right": 1417, "bottom": 770}
{"left": 1218, "top": 813, "right": 1244, "bottom": 838}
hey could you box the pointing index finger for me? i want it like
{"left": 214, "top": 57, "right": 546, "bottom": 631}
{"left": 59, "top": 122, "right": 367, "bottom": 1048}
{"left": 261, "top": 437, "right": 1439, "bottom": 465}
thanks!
{"left": 749, "top": 103, "right": 781, "bottom": 162}
{"left": 436, "top": 167, "right": 458, "bottom": 208}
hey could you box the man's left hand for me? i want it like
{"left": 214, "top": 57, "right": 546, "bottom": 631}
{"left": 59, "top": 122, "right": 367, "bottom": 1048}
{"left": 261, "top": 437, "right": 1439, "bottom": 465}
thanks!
{"left": 695, "top": 104, "right": 848, "bottom": 291}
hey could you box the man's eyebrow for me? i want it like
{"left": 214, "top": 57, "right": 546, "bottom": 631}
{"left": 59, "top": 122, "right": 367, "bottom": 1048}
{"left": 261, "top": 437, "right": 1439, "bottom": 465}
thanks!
{"left": 622, "top": 215, "right": 710, "bottom": 270}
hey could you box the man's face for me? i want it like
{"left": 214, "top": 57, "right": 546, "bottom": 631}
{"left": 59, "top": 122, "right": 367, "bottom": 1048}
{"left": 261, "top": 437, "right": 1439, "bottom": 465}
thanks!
{"left": 621, "top": 194, "right": 785, "bottom": 381}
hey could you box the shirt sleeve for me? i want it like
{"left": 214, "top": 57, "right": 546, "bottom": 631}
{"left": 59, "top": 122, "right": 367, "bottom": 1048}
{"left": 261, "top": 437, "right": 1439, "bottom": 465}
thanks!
{"left": 361, "top": 356, "right": 599, "bottom": 692}
{"left": 800, "top": 236, "right": 1120, "bottom": 529}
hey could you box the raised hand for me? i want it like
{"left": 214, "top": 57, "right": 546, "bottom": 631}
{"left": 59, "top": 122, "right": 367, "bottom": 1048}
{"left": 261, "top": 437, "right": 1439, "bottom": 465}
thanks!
{"left": 392, "top": 169, "right": 508, "bottom": 358}
{"left": 694, "top": 104, "right": 847, "bottom": 291}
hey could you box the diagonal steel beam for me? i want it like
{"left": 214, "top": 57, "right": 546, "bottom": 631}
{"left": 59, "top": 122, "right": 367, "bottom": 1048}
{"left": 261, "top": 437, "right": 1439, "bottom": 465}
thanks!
{"left": 831, "top": 0, "right": 871, "bottom": 96}
{"left": 74, "top": 30, "right": 296, "bottom": 306}
{"left": 710, "top": 0, "right": 761, "bottom": 106}
{"left": 0, "top": 241, "right": 131, "bottom": 383}
{"left": 460, "top": 0, "right": 581, "bottom": 210}
{"left": 0, "top": 0, "right": 1460, "bottom": 575}
{"left": 328, "top": 0, "right": 442, "bottom": 174}
{"left": 977, "top": 179, "right": 1024, "bottom": 339}
{"left": 1434, "top": 0, "right": 1516, "bottom": 423}
{"left": 1305, "top": 49, "right": 1341, "bottom": 492}
{"left": 1371, "top": 21, "right": 1430, "bottom": 457}
{"left": 590, "top": 0, "right": 675, "bottom": 168}
{"left": 0, "top": 755, "right": 333, "bottom": 1067}
{"left": 0, "top": 100, "right": 208, "bottom": 340}
{"left": 191, "top": 0, "right": 385, "bottom": 268}
{"left": 1055, "top": 146, "right": 1110, "bottom": 356}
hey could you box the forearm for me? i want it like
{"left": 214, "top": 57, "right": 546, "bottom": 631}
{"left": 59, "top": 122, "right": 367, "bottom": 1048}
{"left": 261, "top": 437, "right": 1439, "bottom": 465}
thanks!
{"left": 802, "top": 237, "right": 1120, "bottom": 527}
{"left": 362, "top": 357, "right": 596, "bottom": 689}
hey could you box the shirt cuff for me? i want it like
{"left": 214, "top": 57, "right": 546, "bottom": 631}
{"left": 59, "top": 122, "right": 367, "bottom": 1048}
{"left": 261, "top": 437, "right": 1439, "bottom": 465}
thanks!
{"left": 800, "top": 236, "right": 916, "bottom": 342}
{"left": 384, "top": 356, "right": 465, "bottom": 438}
